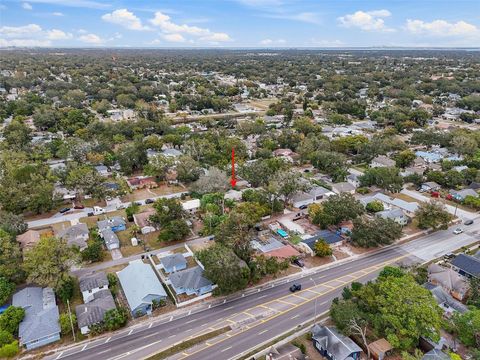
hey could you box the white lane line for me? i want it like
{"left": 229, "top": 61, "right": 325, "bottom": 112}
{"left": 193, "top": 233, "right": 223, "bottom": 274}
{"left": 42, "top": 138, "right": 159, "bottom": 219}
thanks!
{"left": 105, "top": 337, "right": 111, "bottom": 343}
{"left": 223, "top": 306, "right": 234, "bottom": 310}
{"left": 221, "top": 346, "right": 233, "bottom": 353}
{"left": 128, "top": 329, "right": 133, "bottom": 335}
{"left": 258, "top": 295, "right": 268, "bottom": 299}
{"left": 185, "top": 328, "right": 192, "bottom": 332}
{"left": 81, "top": 344, "right": 88, "bottom": 351}
{"left": 185, "top": 319, "right": 196, "bottom": 324}
{"left": 258, "top": 329, "right": 269, "bottom": 335}
{"left": 169, "top": 316, "right": 173, "bottom": 321}
{"left": 98, "top": 349, "right": 110, "bottom": 355}
{"left": 144, "top": 333, "right": 158, "bottom": 339}
{"left": 319, "top": 300, "right": 329, "bottom": 306}
{"left": 168, "top": 334, "right": 175, "bottom": 339}
{"left": 290, "top": 314, "right": 300, "bottom": 320}
{"left": 148, "top": 323, "right": 153, "bottom": 329}
{"left": 55, "top": 352, "right": 64, "bottom": 359}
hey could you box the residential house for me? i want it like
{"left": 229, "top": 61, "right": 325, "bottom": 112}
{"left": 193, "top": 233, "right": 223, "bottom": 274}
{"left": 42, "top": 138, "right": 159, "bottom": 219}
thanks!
{"left": 95, "top": 165, "right": 110, "bottom": 177}
{"left": 16, "top": 229, "right": 41, "bottom": 250}
{"left": 450, "top": 188, "right": 478, "bottom": 201}
{"left": 126, "top": 176, "right": 158, "bottom": 190}
{"left": 400, "top": 166, "right": 425, "bottom": 178}
{"left": 225, "top": 189, "right": 243, "bottom": 201}
{"left": 273, "top": 148, "right": 298, "bottom": 162}
{"left": 75, "top": 290, "right": 116, "bottom": 334}
{"left": 369, "top": 193, "right": 419, "bottom": 216}
{"left": 266, "top": 343, "right": 306, "bottom": 360}
{"left": 79, "top": 272, "right": 110, "bottom": 303}
{"left": 421, "top": 182, "right": 441, "bottom": 192}
{"left": 347, "top": 173, "right": 361, "bottom": 188}
{"left": 309, "top": 186, "right": 335, "bottom": 201}
{"left": 424, "top": 283, "right": 468, "bottom": 317}
{"left": 117, "top": 260, "right": 167, "bottom": 317}
{"left": 332, "top": 182, "right": 356, "bottom": 195}
{"left": 368, "top": 339, "right": 392, "bottom": 360}
{"left": 100, "top": 228, "right": 120, "bottom": 250}
{"left": 57, "top": 223, "right": 89, "bottom": 250}
{"left": 427, "top": 264, "right": 469, "bottom": 301}
{"left": 376, "top": 208, "right": 408, "bottom": 226}
{"left": 301, "top": 230, "right": 343, "bottom": 255}
{"left": 97, "top": 217, "right": 126, "bottom": 233}
{"left": 370, "top": 155, "right": 395, "bottom": 168}
{"left": 13, "top": 287, "right": 61, "bottom": 350}
{"left": 161, "top": 148, "right": 182, "bottom": 158}
{"left": 251, "top": 236, "right": 300, "bottom": 259}
{"left": 311, "top": 325, "right": 362, "bottom": 360}
{"left": 339, "top": 220, "right": 354, "bottom": 235}
{"left": 182, "top": 199, "right": 201, "bottom": 214}
{"left": 416, "top": 151, "right": 444, "bottom": 164}
{"left": 264, "top": 245, "right": 300, "bottom": 259}
{"left": 451, "top": 254, "right": 480, "bottom": 279}
{"left": 169, "top": 266, "right": 213, "bottom": 296}
{"left": 292, "top": 191, "right": 315, "bottom": 208}
{"left": 422, "top": 349, "right": 450, "bottom": 360}
{"left": 133, "top": 209, "right": 157, "bottom": 235}
{"left": 159, "top": 254, "right": 187, "bottom": 273}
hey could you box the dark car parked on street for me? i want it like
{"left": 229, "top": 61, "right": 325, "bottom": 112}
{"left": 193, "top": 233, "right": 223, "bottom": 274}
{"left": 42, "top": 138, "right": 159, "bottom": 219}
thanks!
{"left": 289, "top": 283, "right": 302, "bottom": 292}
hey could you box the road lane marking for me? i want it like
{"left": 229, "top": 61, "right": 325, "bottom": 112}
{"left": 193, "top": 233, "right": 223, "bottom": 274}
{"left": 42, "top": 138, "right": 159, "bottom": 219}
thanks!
{"left": 149, "top": 322, "right": 153, "bottom": 329}
{"left": 186, "top": 319, "right": 196, "bottom": 324}
{"left": 276, "top": 299, "right": 297, "bottom": 306}
{"left": 81, "top": 345, "right": 88, "bottom": 351}
{"left": 292, "top": 294, "right": 309, "bottom": 300}
{"left": 242, "top": 311, "right": 255, "bottom": 318}
{"left": 128, "top": 329, "right": 133, "bottom": 335}
{"left": 105, "top": 337, "right": 111, "bottom": 343}
{"left": 291, "top": 314, "right": 300, "bottom": 319}
{"left": 168, "top": 334, "right": 175, "bottom": 339}
{"left": 220, "top": 346, "right": 233, "bottom": 352}
{"left": 258, "top": 294, "right": 268, "bottom": 299}
{"left": 55, "top": 352, "right": 63, "bottom": 359}
{"left": 173, "top": 254, "right": 407, "bottom": 359}
{"left": 98, "top": 349, "right": 110, "bottom": 355}
{"left": 305, "top": 289, "right": 322, "bottom": 295}
{"left": 258, "top": 329, "right": 269, "bottom": 335}
{"left": 144, "top": 333, "right": 158, "bottom": 339}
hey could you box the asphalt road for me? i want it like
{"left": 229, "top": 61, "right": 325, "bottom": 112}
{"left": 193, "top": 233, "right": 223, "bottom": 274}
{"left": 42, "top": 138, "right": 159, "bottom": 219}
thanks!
{"left": 41, "top": 219, "right": 480, "bottom": 360}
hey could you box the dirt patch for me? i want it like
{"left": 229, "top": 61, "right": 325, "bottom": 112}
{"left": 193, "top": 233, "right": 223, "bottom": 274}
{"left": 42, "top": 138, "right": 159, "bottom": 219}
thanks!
{"left": 253, "top": 265, "right": 302, "bottom": 286}
{"left": 303, "top": 255, "right": 335, "bottom": 268}
{"left": 333, "top": 249, "right": 350, "bottom": 260}
{"left": 291, "top": 333, "right": 324, "bottom": 360}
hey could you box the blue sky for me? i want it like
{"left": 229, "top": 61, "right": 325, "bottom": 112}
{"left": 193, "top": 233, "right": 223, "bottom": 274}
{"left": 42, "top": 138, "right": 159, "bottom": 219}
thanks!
{"left": 0, "top": 0, "right": 479, "bottom": 47}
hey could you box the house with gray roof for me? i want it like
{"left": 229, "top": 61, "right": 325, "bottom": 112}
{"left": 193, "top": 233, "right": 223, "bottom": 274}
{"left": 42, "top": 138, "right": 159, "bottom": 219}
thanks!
{"left": 169, "top": 266, "right": 213, "bottom": 296}
{"left": 311, "top": 325, "right": 362, "bottom": 360}
{"left": 428, "top": 263, "right": 469, "bottom": 301}
{"left": 57, "top": 223, "right": 89, "bottom": 250}
{"left": 424, "top": 283, "right": 468, "bottom": 317}
{"left": 161, "top": 148, "right": 182, "bottom": 158}
{"left": 159, "top": 254, "right": 187, "bottom": 273}
{"left": 370, "top": 155, "right": 395, "bottom": 168}
{"left": 117, "top": 260, "right": 167, "bottom": 317}
{"left": 100, "top": 228, "right": 120, "bottom": 250}
{"left": 75, "top": 290, "right": 116, "bottom": 334}
{"left": 97, "top": 216, "right": 126, "bottom": 233}
{"left": 422, "top": 349, "right": 450, "bottom": 360}
{"left": 376, "top": 208, "right": 408, "bottom": 226}
{"left": 451, "top": 254, "right": 480, "bottom": 279}
{"left": 332, "top": 182, "right": 356, "bottom": 195}
{"left": 450, "top": 188, "right": 478, "bottom": 201}
{"left": 79, "top": 272, "right": 109, "bottom": 303}
{"left": 12, "top": 287, "right": 61, "bottom": 350}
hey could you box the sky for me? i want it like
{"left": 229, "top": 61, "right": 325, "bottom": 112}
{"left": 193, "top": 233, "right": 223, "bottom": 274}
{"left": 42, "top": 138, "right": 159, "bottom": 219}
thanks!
{"left": 0, "top": 0, "right": 479, "bottom": 48}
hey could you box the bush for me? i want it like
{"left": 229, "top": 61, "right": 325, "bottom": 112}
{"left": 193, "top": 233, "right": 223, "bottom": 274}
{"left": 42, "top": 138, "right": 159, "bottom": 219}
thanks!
{"left": 104, "top": 308, "right": 128, "bottom": 331}
{"left": 292, "top": 341, "right": 306, "bottom": 354}
{"left": 0, "top": 306, "right": 25, "bottom": 335}
{"left": 59, "top": 313, "right": 77, "bottom": 335}
{"left": 55, "top": 275, "right": 75, "bottom": 304}
{"left": 314, "top": 239, "right": 333, "bottom": 257}
{"left": 0, "top": 340, "right": 19, "bottom": 358}
{"left": 0, "top": 330, "right": 13, "bottom": 347}
{"left": 0, "top": 278, "right": 15, "bottom": 305}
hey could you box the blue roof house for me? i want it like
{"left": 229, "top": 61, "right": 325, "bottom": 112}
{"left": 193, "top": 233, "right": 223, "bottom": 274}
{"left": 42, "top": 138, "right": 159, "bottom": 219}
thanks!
{"left": 117, "top": 260, "right": 167, "bottom": 317}
{"left": 169, "top": 266, "right": 213, "bottom": 296}
{"left": 12, "top": 287, "right": 61, "bottom": 350}
{"left": 160, "top": 254, "right": 187, "bottom": 273}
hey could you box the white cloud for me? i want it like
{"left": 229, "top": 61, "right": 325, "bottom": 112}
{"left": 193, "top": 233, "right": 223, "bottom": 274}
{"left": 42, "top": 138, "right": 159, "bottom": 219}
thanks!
{"left": 405, "top": 19, "right": 479, "bottom": 37}
{"left": 22, "top": 2, "right": 33, "bottom": 10}
{"left": 102, "top": 9, "right": 149, "bottom": 31}
{"left": 260, "top": 38, "right": 286, "bottom": 45}
{"left": 265, "top": 12, "right": 320, "bottom": 24}
{"left": 338, "top": 9, "right": 394, "bottom": 32}
{"left": 309, "top": 38, "right": 344, "bottom": 47}
{"left": 0, "top": 23, "right": 75, "bottom": 47}
{"left": 0, "top": 24, "right": 42, "bottom": 37}
{"left": 163, "top": 33, "right": 186, "bottom": 42}
{"left": 77, "top": 29, "right": 88, "bottom": 34}
{"left": 52, "top": 12, "right": 63, "bottom": 16}
{"left": 46, "top": 29, "right": 72, "bottom": 40}
{"left": 78, "top": 33, "right": 103, "bottom": 44}
{"left": 149, "top": 11, "right": 231, "bottom": 42}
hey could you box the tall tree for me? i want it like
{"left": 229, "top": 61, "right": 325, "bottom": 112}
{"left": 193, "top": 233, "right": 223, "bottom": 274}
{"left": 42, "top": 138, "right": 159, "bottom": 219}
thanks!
{"left": 23, "top": 236, "right": 78, "bottom": 288}
{"left": 415, "top": 201, "right": 453, "bottom": 230}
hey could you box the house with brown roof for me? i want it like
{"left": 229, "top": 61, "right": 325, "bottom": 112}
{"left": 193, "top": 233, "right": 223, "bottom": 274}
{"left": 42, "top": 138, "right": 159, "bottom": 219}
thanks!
{"left": 133, "top": 209, "right": 157, "bottom": 234}
{"left": 126, "top": 176, "right": 158, "bottom": 190}
{"left": 16, "top": 229, "right": 41, "bottom": 249}
{"left": 428, "top": 263, "right": 469, "bottom": 301}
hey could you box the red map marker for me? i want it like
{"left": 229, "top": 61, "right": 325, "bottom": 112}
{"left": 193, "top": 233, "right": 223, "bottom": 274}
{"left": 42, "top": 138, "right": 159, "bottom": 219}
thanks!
{"left": 230, "top": 148, "right": 237, "bottom": 188}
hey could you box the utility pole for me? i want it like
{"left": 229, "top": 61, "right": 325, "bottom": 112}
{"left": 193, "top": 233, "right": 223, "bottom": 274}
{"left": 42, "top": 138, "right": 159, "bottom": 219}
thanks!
{"left": 67, "top": 299, "right": 76, "bottom": 342}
